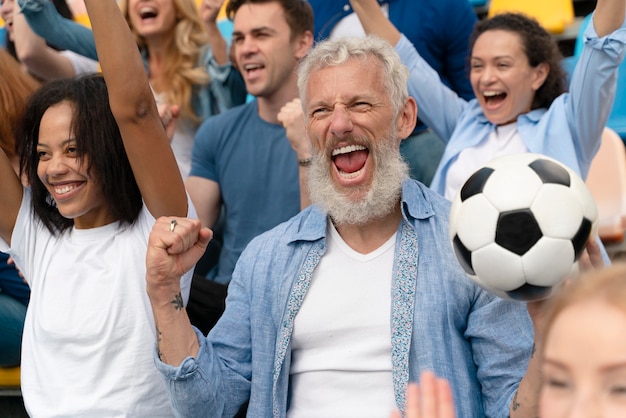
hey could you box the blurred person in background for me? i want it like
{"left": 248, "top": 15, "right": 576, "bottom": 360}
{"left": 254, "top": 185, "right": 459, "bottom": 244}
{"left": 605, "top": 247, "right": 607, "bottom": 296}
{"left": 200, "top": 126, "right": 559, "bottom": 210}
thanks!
{"left": 1, "top": 0, "right": 98, "bottom": 80}
{"left": 0, "top": 48, "right": 38, "bottom": 369}
{"left": 14, "top": 0, "right": 248, "bottom": 178}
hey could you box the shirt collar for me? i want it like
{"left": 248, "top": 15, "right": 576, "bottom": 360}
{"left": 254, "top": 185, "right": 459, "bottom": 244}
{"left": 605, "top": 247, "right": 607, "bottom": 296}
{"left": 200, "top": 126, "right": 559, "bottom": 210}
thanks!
{"left": 400, "top": 179, "right": 436, "bottom": 222}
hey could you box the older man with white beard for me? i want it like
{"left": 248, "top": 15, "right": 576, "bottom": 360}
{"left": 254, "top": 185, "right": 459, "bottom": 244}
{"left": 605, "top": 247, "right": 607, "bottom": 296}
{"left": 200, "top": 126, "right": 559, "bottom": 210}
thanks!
{"left": 144, "top": 36, "right": 539, "bottom": 418}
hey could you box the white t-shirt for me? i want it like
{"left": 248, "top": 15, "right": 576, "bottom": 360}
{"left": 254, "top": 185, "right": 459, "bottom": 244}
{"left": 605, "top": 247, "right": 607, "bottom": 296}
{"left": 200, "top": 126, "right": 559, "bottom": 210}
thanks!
{"left": 330, "top": 4, "right": 390, "bottom": 39}
{"left": 154, "top": 92, "right": 196, "bottom": 180}
{"left": 60, "top": 49, "right": 99, "bottom": 76}
{"left": 7, "top": 189, "right": 193, "bottom": 418}
{"left": 445, "top": 122, "right": 528, "bottom": 200}
{"left": 169, "top": 117, "right": 196, "bottom": 180}
{"left": 288, "top": 221, "right": 396, "bottom": 417}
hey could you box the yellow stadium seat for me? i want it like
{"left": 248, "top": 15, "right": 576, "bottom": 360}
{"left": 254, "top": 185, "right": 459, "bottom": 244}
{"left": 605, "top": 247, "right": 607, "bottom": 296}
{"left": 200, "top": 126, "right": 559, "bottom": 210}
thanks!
{"left": 0, "top": 366, "right": 20, "bottom": 388}
{"left": 487, "top": 0, "right": 574, "bottom": 34}
{"left": 72, "top": 13, "right": 92, "bottom": 28}
{"left": 65, "top": 0, "right": 90, "bottom": 27}
{"left": 196, "top": 0, "right": 229, "bottom": 20}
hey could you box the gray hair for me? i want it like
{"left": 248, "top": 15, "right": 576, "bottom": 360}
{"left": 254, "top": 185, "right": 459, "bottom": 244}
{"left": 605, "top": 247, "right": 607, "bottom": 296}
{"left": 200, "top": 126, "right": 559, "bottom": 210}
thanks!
{"left": 297, "top": 35, "right": 409, "bottom": 120}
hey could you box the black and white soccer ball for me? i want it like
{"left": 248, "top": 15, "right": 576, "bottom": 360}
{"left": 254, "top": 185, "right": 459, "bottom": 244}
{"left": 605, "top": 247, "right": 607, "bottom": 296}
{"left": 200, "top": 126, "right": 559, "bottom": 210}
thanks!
{"left": 449, "top": 153, "right": 598, "bottom": 302}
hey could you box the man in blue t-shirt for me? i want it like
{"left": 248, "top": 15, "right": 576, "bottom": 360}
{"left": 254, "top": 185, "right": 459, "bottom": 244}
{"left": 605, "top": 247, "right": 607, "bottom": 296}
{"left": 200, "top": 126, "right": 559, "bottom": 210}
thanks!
{"left": 186, "top": 0, "right": 314, "bottom": 285}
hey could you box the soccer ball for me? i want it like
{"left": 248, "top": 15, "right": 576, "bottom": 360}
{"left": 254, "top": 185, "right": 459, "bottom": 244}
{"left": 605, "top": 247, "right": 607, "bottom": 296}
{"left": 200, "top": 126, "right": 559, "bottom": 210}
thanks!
{"left": 449, "top": 153, "right": 598, "bottom": 302}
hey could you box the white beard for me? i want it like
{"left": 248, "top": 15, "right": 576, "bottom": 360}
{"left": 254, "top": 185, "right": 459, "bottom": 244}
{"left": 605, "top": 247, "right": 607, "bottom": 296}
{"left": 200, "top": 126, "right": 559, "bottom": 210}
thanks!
{"left": 308, "top": 135, "right": 409, "bottom": 226}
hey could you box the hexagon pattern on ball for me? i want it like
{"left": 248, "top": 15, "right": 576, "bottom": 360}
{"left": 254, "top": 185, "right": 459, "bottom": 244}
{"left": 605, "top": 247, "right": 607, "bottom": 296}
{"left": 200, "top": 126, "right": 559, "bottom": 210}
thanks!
{"left": 449, "top": 153, "right": 598, "bottom": 302}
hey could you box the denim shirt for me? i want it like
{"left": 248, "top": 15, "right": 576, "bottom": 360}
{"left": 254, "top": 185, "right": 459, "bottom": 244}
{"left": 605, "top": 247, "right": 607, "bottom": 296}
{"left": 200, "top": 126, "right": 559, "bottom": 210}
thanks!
{"left": 394, "top": 15, "right": 626, "bottom": 197}
{"left": 155, "top": 180, "right": 533, "bottom": 418}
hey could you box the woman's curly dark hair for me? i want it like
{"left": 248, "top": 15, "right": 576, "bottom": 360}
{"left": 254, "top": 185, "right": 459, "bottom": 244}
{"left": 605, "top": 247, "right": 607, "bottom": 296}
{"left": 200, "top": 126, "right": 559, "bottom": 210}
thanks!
{"left": 469, "top": 12, "right": 567, "bottom": 109}
{"left": 15, "top": 74, "right": 142, "bottom": 234}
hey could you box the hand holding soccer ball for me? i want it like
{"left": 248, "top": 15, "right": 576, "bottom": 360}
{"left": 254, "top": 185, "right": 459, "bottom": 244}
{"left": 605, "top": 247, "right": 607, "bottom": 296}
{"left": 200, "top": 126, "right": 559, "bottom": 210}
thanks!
{"left": 449, "top": 153, "right": 598, "bottom": 302}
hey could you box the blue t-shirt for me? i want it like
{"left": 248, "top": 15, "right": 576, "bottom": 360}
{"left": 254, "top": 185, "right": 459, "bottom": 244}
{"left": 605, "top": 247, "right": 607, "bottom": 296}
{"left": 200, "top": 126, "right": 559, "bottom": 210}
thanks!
{"left": 190, "top": 100, "right": 301, "bottom": 284}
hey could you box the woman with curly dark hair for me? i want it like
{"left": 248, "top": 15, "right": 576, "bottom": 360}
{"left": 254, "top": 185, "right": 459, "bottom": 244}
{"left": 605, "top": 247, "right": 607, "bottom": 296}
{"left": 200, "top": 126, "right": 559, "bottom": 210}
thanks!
{"left": 350, "top": 0, "right": 626, "bottom": 201}
{"left": 468, "top": 13, "right": 568, "bottom": 111}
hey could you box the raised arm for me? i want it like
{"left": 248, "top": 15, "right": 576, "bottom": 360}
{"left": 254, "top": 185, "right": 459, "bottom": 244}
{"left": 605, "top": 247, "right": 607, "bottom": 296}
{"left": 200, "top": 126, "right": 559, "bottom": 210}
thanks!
{"left": 12, "top": 0, "right": 77, "bottom": 80}
{"left": 348, "top": 0, "right": 467, "bottom": 142}
{"left": 84, "top": 0, "right": 187, "bottom": 218}
{"left": 593, "top": 0, "right": 626, "bottom": 37}
{"left": 146, "top": 217, "right": 211, "bottom": 365}
{"left": 348, "top": 0, "right": 401, "bottom": 46}
{"left": 200, "top": 0, "right": 228, "bottom": 65}
{"left": 18, "top": 0, "right": 98, "bottom": 61}
{"left": 277, "top": 98, "right": 312, "bottom": 209}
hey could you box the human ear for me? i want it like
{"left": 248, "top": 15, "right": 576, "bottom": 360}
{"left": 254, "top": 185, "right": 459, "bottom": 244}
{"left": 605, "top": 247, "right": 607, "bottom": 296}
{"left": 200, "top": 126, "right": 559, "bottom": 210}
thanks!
{"left": 294, "top": 30, "right": 314, "bottom": 61}
{"left": 532, "top": 62, "right": 550, "bottom": 91}
{"left": 397, "top": 97, "right": 417, "bottom": 140}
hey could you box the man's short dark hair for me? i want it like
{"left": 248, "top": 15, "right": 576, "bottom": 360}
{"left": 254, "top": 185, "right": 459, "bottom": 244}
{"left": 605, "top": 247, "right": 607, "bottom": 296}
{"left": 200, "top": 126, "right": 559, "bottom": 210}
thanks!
{"left": 226, "top": 0, "right": 314, "bottom": 39}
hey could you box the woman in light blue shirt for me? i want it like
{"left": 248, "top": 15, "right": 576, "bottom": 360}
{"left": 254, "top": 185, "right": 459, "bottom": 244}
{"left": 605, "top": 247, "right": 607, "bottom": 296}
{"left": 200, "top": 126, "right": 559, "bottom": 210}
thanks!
{"left": 350, "top": 0, "right": 626, "bottom": 199}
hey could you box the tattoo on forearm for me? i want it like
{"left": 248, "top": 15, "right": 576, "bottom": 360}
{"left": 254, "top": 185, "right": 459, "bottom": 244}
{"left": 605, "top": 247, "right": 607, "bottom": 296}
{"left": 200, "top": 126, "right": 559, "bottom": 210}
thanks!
{"left": 156, "top": 327, "right": 163, "bottom": 359}
{"left": 171, "top": 292, "right": 184, "bottom": 310}
{"left": 512, "top": 390, "right": 520, "bottom": 411}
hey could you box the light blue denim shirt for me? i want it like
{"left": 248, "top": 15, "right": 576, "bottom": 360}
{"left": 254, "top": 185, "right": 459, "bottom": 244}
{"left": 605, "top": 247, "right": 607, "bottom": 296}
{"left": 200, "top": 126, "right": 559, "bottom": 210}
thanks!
{"left": 155, "top": 180, "right": 533, "bottom": 418}
{"left": 394, "top": 15, "right": 626, "bottom": 197}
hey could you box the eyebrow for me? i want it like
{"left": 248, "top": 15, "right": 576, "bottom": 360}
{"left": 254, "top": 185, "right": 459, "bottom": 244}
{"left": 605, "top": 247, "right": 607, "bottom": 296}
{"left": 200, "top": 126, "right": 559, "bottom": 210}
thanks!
{"left": 232, "top": 26, "right": 278, "bottom": 37}
{"left": 36, "top": 138, "right": 77, "bottom": 148}
{"left": 601, "top": 362, "right": 626, "bottom": 374}
{"left": 542, "top": 357, "right": 568, "bottom": 370}
{"left": 544, "top": 357, "right": 626, "bottom": 374}
{"left": 470, "top": 54, "right": 515, "bottom": 61}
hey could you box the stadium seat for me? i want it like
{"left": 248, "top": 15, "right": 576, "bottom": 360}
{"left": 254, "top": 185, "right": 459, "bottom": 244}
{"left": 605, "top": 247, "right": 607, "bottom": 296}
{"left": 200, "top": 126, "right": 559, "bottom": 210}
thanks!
{"left": 586, "top": 127, "right": 626, "bottom": 243}
{"left": 196, "top": 0, "right": 229, "bottom": 20}
{"left": 487, "top": 0, "right": 575, "bottom": 34}
{"left": 0, "top": 366, "right": 21, "bottom": 397}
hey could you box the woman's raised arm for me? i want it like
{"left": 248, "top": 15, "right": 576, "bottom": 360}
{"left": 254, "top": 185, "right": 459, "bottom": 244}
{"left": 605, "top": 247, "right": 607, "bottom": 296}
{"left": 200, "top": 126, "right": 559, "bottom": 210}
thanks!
{"left": 83, "top": 0, "right": 187, "bottom": 218}
{"left": 593, "top": 0, "right": 626, "bottom": 38}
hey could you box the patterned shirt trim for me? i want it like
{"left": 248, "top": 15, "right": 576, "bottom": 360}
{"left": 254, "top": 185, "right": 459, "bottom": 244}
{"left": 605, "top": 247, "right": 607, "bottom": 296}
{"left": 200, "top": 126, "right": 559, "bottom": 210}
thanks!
{"left": 391, "top": 219, "right": 418, "bottom": 411}
{"left": 272, "top": 241, "right": 324, "bottom": 417}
